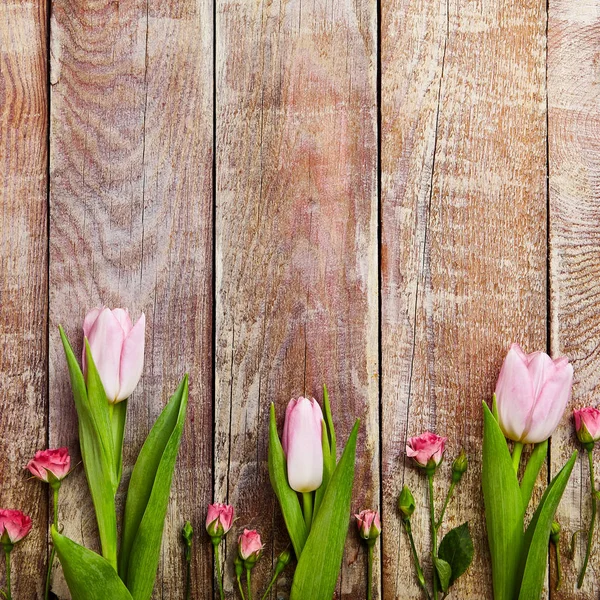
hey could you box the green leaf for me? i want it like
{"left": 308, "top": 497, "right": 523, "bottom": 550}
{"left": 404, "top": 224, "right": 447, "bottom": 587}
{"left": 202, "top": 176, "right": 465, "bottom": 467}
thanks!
{"left": 314, "top": 420, "right": 333, "bottom": 518}
{"left": 517, "top": 450, "right": 577, "bottom": 600}
{"left": 438, "top": 522, "right": 474, "bottom": 586}
{"left": 433, "top": 556, "right": 452, "bottom": 593}
{"left": 110, "top": 400, "right": 128, "bottom": 488}
{"left": 268, "top": 403, "right": 308, "bottom": 557}
{"left": 120, "top": 375, "right": 189, "bottom": 600}
{"left": 290, "top": 420, "right": 360, "bottom": 600}
{"left": 52, "top": 527, "right": 133, "bottom": 600}
{"left": 59, "top": 328, "right": 118, "bottom": 569}
{"left": 322, "top": 384, "right": 336, "bottom": 464}
{"left": 520, "top": 440, "right": 548, "bottom": 511}
{"left": 482, "top": 401, "right": 524, "bottom": 600}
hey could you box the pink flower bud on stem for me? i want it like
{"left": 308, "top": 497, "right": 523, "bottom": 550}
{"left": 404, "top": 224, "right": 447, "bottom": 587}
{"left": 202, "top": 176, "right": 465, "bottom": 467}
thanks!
{"left": 0, "top": 510, "right": 32, "bottom": 600}
{"left": 355, "top": 510, "right": 381, "bottom": 600}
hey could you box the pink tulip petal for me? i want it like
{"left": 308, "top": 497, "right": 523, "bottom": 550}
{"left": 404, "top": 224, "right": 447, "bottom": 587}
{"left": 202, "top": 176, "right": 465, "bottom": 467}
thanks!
{"left": 82, "top": 307, "right": 102, "bottom": 368}
{"left": 282, "top": 398, "right": 297, "bottom": 457}
{"left": 495, "top": 346, "right": 535, "bottom": 441}
{"left": 112, "top": 308, "right": 133, "bottom": 335}
{"left": 117, "top": 313, "right": 145, "bottom": 401}
{"left": 87, "top": 308, "right": 125, "bottom": 401}
{"left": 523, "top": 362, "right": 573, "bottom": 443}
{"left": 527, "top": 352, "right": 555, "bottom": 399}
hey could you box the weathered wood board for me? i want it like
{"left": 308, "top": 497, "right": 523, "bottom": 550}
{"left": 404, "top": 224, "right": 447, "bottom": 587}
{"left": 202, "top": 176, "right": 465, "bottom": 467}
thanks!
{"left": 549, "top": 0, "right": 600, "bottom": 597}
{"left": 381, "top": 0, "right": 548, "bottom": 598}
{"left": 48, "top": 0, "right": 214, "bottom": 597}
{"left": 214, "top": 0, "right": 379, "bottom": 597}
{"left": 0, "top": 1, "right": 48, "bottom": 597}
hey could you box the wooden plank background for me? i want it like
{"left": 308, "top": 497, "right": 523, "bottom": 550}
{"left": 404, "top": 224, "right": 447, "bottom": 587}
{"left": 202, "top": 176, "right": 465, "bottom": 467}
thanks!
{"left": 0, "top": 0, "right": 598, "bottom": 598}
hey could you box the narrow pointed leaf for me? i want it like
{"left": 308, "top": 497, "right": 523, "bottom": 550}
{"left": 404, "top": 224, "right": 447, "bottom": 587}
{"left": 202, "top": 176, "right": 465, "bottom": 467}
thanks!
{"left": 322, "top": 384, "right": 336, "bottom": 463}
{"left": 290, "top": 420, "right": 360, "bottom": 600}
{"left": 268, "top": 403, "right": 308, "bottom": 557}
{"left": 520, "top": 440, "right": 548, "bottom": 510}
{"left": 59, "top": 328, "right": 118, "bottom": 569}
{"left": 121, "top": 375, "right": 189, "bottom": 600}
{"left": 110, "top": 400, "right": 128, "bottom": 488}
{"left": 52, "top": 527, "right": 132, "bottom": 600}
{"left": 517, "top": 450, "right": 577, "bottom": 600}
{"left": 482, "top": 402, "right": 523, "bottom": 600}
{"left": 314, "top": 421, "right": 333, "bottom": 517}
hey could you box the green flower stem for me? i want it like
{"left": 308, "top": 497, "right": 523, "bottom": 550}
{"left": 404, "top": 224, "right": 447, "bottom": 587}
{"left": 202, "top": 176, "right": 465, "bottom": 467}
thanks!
{"left": 4, "top": 547, "right": 12, "bottom": 600}
{"left": 554, "top": 540, "right": 563, "bottom": 591}
{"left": 512, "top": 442, "right": 524, "bottom": 474}
{"left": 367, "top": 543, "right": 374, "bottom": 600}
{"left": 213, "top": 540, "right": 225, "bottom": 600}
{"left": 246, "top": 568, "right": 253, "bottom": 600}
{"left": 302, "top": 493, "right": 313, "bottom": 530}
{"left": 237, "top": 573, "right": 246, "bottom": 600}
{"left": 260, "top": 573, "right": 277, "bottom": 600}
{"left": 436, "top": 481, "right": 456, "bottom": 530}
{"left": 45, "top": 486, "right": 60, "bottom": 600}
{"left": 403, "top": 519, "right": 431, "bottom": 600}
{"left": 428, "top": 472, "right": 438, "bottom": 600}
{"left": 578, "top": 448, "right": 597, "bottom": 588}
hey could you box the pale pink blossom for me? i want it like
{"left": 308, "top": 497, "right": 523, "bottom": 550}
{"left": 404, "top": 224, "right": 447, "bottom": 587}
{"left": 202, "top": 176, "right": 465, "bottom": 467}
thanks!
{"left": 26, "top": 448, "right": 71, "bottom": 483}
{"left": 406, "top": 432, "right": 447, "bottom": 469}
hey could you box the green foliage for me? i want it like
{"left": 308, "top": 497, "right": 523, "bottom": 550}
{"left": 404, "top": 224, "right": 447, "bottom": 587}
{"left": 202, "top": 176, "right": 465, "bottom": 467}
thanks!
{"left": 519, "top": 440, "right": 548, "bottom": 510}
{"left": 120, "top": 375, "right": 189, "bottom": 600}
{"left": 433, "top": 556, "right": 452, "bottom": 593}
{"left": 438, "top": 522, "right": 474, "bottom": 587}
{"left": 289, "top": 421, "right": 359, "bottom": 600}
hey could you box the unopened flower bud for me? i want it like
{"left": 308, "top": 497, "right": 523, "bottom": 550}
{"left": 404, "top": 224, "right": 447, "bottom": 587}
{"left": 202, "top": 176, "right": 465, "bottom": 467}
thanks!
{"left": 276, "top": 548, "right": 293, "bottom": 570}
{"left": 234, "top": 555, "right": 244, "bottom": 578}
{"left": 238, "top": 529, "right": 264, "bottom": 568}
{"left": 182, "top": 520, "right": 193, "bottom": 561}
{"left": 452, "top": 450, "right": 468, "bottom": 483}
{"left": 355, "top": 510, "right": 381, "bottom": 547}
{"left": 550, "top": 521, "right": 561, "bottom": 545}
{"left": 398, "top": 485, "right": 416, "bottom": 521}
{"left": 206, "top": 503, "right": 234, "bottom": 542}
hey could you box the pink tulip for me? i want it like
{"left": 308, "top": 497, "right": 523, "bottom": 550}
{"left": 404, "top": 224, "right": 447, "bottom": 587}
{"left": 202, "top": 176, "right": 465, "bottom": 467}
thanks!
{"left": 574, "top": 407, "right": 600, "bottom": 445}
{"left": 406, "top": 432, "right": 447, "bottom": 469}
{"left": 282, "top": 397, "right": 324, "bottom": 493}
{"left": 205, "top": 503, "right": 234, "bottom": 538}
{"left": 82, "top": 307, "right": 145, "bottom": 403}
{"left": 238, "top": 529, "right": 264, "bottom": 563}
{"left": 355, "top": 509, "right": 381, "bottom": 541}
{"left": 26, "top": 448, "right": 71, "bottom": 484}
{"left": 495, "top": 343, "right": 573, "bottom": 444}
{"left": 0, "top": 510, "right": 32, "bottom": 545}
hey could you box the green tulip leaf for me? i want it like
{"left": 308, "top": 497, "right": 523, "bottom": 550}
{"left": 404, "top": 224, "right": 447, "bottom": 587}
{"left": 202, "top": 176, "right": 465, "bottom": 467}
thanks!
{"left": 482, "top": 401, "right": 524, "bottom": 600}
{"left": 438, "top": 522, "right": 474, "bottom": 586}
{"left": 520, "top": 440, "right": 548, "bottom": 511}
{"left": 322, "top": 384, "right": 336, "bottom": 464}
{"left": 59, "top": 328, "right": 118, "bottom": 569}
{"left": 110, "top": 400, "right": 128, "bottom": 489}
{"left": 290, "top": 420, "right": 359, "bottom": 600}
{"left": 517, "top": 450, "right": 577, "bottom": 600}
{"left": 120, "top": 375, "right": 189, "bottom": 600}
{"left": 268, "top": 403, "right": 308, "bottom": 557}
{"left": 52, "top": 527, "right": 132, "bottom": 600}
{"left": 314, "top": 421, "right": 334, "bottom": 518}
{"left": 433, "top": 556, "right": 452, "bottom": 593}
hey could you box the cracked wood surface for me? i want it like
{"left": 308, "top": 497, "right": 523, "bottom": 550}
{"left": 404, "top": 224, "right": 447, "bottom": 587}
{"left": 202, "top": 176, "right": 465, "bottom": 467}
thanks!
{"left": 0, "top": 1, "right": 48, "bottom": 597}
{"left": 549, "top": 0, "right": 600, "bottom": 597}
{"left": 48, "top": 0, "right": 213, "bottom": 597}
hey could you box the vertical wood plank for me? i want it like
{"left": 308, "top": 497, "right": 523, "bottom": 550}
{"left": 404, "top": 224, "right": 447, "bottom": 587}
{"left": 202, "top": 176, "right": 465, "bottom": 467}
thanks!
{"left": 214, "top": 0, "right": 379, "bottom": 596}
{"left": 548, "top": 1, "right": 600, "bottom": 597}
{"left": 49, "top": 0, "right": 213, "bottom": 597}
{"left": 381, "top": 0, "right": 548, "bottom": 597}
{"left": 0, "top": 2, "right": 48, "bottom": 597}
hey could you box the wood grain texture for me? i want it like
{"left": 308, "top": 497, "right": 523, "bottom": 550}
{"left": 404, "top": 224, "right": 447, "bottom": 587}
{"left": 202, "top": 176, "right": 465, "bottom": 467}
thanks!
{"left": 214, "top": 0, "right": 379, "bottom": 597}
{"left": 548, "top": 0, "right": 600, "bottom": 597}
{"left": 48, "top": 0, "right": 213, "bottom": 597}
{"left": 381, "top": 0, "right": 548, "bottom": 597}
{"left": 0, "top": 2, "right": 48, "bottom": 597}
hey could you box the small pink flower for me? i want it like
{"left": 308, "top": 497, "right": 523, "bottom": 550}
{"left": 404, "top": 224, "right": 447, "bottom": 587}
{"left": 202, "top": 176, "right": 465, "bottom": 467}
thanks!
{"left": 205, "top": 503, "right": 234, "bottom": 538}
{"left": 355, "top": 509, "right": 381, "bottom": 541}
{"left": 574, "top": 407, "right": 600, "bottom": 445}
{"left": 82, "top": 307, "right": 145, "bottom": 403}
{"left": 0, "top": 510, "right": 32, "bottom": 545}
{"left": 282, "top": 397, "right": 324, "bottom": 493}
{"left": 26, "top": 448, "right": 71, "bottom": 484}
{"left": 495, "top": 343, "right": 573, "bottom": 443}
{"left": 238, "top": 529, "right": 264, "bottom": 563}
{"left": 406, "top": 432, "right": 447, "bottom": 469}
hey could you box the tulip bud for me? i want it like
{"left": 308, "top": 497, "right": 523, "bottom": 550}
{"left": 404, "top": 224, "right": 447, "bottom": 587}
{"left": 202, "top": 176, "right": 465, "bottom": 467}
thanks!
{"left": 26, "top": 448, "right": 71, "bottom": 489}
{"left": 495, "top": 343, "right": 573, "bottom": 444}
{"left": 282, "top": 397, "right": 324, "bottom": 493}
{"left": 406, "top": 432, "right": 447, "bottom": 473}
{"left": 82, "top": 307, "right": 146, "bottom": 403}
{"left": 452, "top": 450, "right": 468, "bottom": 483}
{"left": 550, "top": 521, "right": 561, "bottom": 545}
{"left": 574, "top": 408, "right": 600, "bottom": 450}
{"left": 0, "top": 510, "right": 32, "bottom": 549}
{"left": 206, "top": 503, "right": 234, "bottom": 542}
{"left": 398, "top": 485, "right": 416, "bottom": 521}
{"left": 355, "top": 510, "right": 381, "bottom": 547}
{"left": 238, "top": 529, "right": 264, "bottom": 568}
